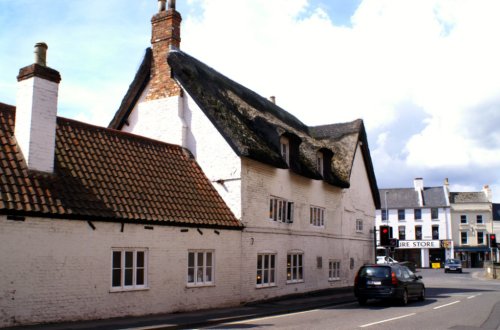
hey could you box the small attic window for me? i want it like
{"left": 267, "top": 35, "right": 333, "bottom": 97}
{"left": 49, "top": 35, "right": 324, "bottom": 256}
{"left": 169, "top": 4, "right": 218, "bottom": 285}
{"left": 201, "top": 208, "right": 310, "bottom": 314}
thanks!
{"left": 280, "top": 136, "right": 290, "bottom": 166}
{"left": 316, "top": 152, "right": 324, "bottom": 175}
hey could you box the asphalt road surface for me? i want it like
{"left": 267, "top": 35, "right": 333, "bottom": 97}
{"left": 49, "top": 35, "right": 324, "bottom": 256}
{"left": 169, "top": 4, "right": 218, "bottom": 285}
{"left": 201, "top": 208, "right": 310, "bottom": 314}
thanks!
{"left": 206, "top": 268, "right": 500, "bottom": 330}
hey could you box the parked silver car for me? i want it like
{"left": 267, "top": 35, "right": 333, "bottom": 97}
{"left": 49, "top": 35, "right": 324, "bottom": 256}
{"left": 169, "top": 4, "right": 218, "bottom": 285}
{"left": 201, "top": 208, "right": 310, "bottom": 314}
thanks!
{"left": 444, "top": 259, "right": 462, "bottom": 273}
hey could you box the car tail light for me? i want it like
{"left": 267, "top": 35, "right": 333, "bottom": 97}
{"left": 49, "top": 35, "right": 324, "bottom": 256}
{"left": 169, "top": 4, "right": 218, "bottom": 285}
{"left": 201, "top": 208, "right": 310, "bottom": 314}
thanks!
{"left": 354, "top": 273, "right": 359, "bottom": 286}
{"left": 391, "top": 271, "right": 398, "bottom": 286}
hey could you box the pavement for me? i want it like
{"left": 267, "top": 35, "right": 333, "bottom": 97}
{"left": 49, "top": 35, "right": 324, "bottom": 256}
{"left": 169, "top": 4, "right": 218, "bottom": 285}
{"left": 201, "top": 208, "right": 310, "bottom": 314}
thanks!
{"left": 9, "top": 287, "right": 355, "bottom": 330}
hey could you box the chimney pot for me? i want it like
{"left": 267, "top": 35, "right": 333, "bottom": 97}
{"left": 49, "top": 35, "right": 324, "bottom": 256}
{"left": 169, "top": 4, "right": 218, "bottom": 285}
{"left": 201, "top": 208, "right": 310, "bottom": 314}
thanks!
{"left": 158, "top": 0, "right": 166, "bottom": 12}
{"left": 34, "top": 42, "right": 48, "bottom": 67}
{"left": 269, "top": 96, "right": 276, "bottom": 104}
{"left": 168, "top": 0, "right": 176, "bottom": 9}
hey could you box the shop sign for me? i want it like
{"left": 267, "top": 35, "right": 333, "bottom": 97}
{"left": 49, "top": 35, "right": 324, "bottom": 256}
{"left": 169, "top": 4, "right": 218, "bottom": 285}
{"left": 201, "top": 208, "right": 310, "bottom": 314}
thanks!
{"left": 398, "top": 240, "right": 440, "bottom": 249}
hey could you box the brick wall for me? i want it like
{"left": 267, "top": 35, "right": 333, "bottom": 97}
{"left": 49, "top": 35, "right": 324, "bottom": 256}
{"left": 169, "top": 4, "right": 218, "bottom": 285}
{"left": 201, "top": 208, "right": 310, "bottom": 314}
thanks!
{"left": 0, "top": 217, "right": 241, "bottom": 327}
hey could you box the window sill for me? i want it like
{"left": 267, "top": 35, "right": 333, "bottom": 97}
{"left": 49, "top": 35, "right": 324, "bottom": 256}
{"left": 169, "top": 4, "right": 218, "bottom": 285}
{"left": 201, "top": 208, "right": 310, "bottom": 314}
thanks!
{"left": 110, "top": 287, "right": 149, "bottom": 293}
{"left": 286, "top": 280, "right": 304, "bottom": 285}
{"left": 256, "top": 284, "right": 277, "bottom": 289}
{"left": 328, "top": 278, "right": 341, "bottom": 282}
{"left": 186, "top": 283, "right": 215, "bottom": 288}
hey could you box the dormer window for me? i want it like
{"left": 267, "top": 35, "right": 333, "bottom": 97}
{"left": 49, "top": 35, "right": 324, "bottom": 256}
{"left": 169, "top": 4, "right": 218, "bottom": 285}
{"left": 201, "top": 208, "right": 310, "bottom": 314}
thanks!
{"left": 280, "top": 136, "right": 290, "bottom": 166}
{"left": 316, "top": 152, "right": 324, "bottom": 175}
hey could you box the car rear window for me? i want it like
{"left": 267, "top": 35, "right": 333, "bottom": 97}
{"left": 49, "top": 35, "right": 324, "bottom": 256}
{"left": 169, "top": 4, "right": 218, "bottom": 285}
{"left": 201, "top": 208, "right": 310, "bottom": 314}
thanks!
{"left": 359, "top": 266, "right": 391, "bottom": 278}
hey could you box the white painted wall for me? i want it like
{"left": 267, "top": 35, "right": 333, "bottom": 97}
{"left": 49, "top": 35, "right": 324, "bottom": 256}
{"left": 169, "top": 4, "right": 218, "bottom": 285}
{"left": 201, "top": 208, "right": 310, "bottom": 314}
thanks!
{"left": 0, "top": 216, "right": 241, "bottom": 327}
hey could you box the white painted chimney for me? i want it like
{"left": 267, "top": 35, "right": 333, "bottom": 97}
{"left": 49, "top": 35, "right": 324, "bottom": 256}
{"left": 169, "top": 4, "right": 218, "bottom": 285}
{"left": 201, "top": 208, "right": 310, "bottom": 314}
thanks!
{"left": 483, "top": 184, "right": 492, "bottom": 203}
{"left": 15, "top": 42, "right": 61, "bottom": 173}
{"left": 414, "top": 177, "right": 424, "bottom": 207}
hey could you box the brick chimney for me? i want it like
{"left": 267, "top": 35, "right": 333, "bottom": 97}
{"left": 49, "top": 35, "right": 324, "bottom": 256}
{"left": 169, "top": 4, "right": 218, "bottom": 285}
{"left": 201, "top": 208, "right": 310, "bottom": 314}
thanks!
{"left": 15, "top": 42, "right": 61, "bottom": 173}
{"left": 146, "top": 0, "right": 182, "bottom": 100}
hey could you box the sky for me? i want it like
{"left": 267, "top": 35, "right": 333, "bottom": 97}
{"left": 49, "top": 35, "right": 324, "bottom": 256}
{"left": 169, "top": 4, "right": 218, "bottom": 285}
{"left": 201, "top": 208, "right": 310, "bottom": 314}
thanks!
{"left": 1, "top": 0, "right": 500, "bottom": 202}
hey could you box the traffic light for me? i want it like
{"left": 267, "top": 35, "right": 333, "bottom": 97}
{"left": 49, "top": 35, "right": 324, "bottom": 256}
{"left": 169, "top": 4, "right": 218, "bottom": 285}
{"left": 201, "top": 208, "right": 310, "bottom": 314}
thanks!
{"left": 380, "top": 225, "right": 390, "bottom": 246}
{"left": 490, "top": 234, "right": 497, "bottom": 248}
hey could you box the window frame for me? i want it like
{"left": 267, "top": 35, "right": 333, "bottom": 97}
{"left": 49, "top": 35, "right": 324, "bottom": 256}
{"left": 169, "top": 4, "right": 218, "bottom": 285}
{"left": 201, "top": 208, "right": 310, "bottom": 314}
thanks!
{"left": 477, "top": 231, "right": 485, "bottom": 245}
{"left": 431, "top": 208, "right": 439, "bottom": 220}
{"left": 187, "top": 250, "right": 215, "bottom": 287}
{"left": 356, "top": 219, "right": 363, "bottom": 232}
{"left": 461, "top": 231, "right": 468, "bottom": 245}
{"left": 269, "top": 196, "right": 294, "bottom": 224}
{"left": 432, "top": 225, "right": 439, "bottom": 240}
{"left": 328, "top": 260, "right": 341, "bottom": 281}
{"left": 398, "top": 225, "right": 406, "bottom": 240}
{"left": 111, "top": 248, "right": 148, "bottom": 291}
{"left": 415, "top": 225, "right": 422, "bottom": 240}
{"left": 256, "top": 253, "right": 276, "bottom": 288}
{"left": 477, "top": 215, "right": 484, "bottom": 224}
{"left": 398, "top": 209, "right": 405, "bottom": 221}
{"left": 414, "top": 209, "right": 422, "bottom": 220}
{"left": 310, "top": 206, "right": 325, "bottom": 227}
{"left": 280, "top": 136, "right": 290, "bottom": 166}
{"left": 460, "top": 215, "right": 468, "bottom": 224}
{"left": 287, "top": 252, "right": 304, "bottom": 284}
{"left": 381, "top": 209, "right": 388, "bottom": 221}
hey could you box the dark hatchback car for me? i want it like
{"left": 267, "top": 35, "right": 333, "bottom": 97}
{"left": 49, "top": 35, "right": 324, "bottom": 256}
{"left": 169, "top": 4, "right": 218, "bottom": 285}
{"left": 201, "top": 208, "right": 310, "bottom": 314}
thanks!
{"left": 444, "top": 259, "right": 463, "bottom": 273}
{"left": 354, "top": 264, "right": 425, "bottom": 305}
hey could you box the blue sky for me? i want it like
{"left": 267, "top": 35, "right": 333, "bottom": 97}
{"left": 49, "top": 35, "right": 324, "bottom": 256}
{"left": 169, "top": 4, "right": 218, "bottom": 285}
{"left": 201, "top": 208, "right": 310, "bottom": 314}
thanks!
{"left": 1, "top": 0, "right": 500, "bottom": 202}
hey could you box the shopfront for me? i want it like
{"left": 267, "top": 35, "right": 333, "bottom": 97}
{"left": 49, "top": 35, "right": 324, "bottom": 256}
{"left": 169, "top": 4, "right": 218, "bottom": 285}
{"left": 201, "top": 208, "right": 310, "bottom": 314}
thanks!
{"left": 454, "top": 246, "right": 490, "bottom": 268}
{"left": 394, "top": 240, "right": 448, "bottom": 268}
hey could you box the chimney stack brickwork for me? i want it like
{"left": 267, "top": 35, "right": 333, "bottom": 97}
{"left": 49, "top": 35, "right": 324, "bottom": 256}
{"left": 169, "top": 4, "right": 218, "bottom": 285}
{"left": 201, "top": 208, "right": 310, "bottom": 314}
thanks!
{"left": 15, "top": 43, "right": 60, "bottom": 173}
{"left": 146, "top": 3, "right": 182, "bottom": 101}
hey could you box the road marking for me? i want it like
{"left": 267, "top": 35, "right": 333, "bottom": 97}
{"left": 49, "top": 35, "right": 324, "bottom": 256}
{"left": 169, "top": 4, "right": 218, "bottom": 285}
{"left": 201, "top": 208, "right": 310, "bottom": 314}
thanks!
{"left": 433, "top": 300, "right": 460, "bottom": 309}
{"left": 223, "top": 309, "right": 320, "bottom": 325}
{"left": 359, "top": 313, "right": 416, "bottom": 328}
{"left": 467, "top": 294, "right": 481, "bottom": 299}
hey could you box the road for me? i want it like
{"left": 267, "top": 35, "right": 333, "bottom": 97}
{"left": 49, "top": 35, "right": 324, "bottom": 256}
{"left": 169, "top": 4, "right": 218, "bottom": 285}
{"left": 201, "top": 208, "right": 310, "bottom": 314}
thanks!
{"left": 205, "top": 269, "right": 500, "bottom": 330}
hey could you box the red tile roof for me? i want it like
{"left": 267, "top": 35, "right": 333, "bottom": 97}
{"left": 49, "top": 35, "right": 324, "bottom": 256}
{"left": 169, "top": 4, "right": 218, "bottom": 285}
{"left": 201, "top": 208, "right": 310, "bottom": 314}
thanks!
{"left": 0, "top": 104, "right": 241, "bottom": 229}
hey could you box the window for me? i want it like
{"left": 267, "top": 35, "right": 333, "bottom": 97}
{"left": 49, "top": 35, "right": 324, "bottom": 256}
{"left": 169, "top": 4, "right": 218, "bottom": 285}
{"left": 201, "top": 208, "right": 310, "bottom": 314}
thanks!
{"left": 316, "top": 152, "right": 324, "bottom": 175}
{"left": 460, "top": 215, "right": 467, "bottom": 224}
{"left": 310, "top": 206, "right": 325, "bottom": 227}
{"left": 477, "top": 215, "right": 483, "bottom": 224}
{"left": 329, "top": 260, "right": 340, "bottom": 281}
{"left": 398, "top": 226, "right": 406, "bottom": 240}
{"left": 287, "top": 253, "right": 303, "bottom": 283}
{"left": 432, "top": 225, "right": 439, "bottom": 240}
{"left": 478, "top": 231, "right": 485, "bottom": 245}
{"left": 187, "top": 250, "right": 214, "bottom": 286}
{"left": 414, "top": 209, "right": 422, "bottom": 220}
{"left": 398, "top": 209, "right": 405, "bottom": 221}
{"left": 431, "top": 208, "right": 439, "bottom": 219}
{"left": 256, "top": 253, "right": 276, "bottom": 287}
{"left": 356, "top": 219, "right": 363, "bottom": 232}
{"left": 381, "top": 209, "right": 388, "bottom": 221}
{"left": 269, "top": 196, "right": 294, "bottom": 223}
{"left": 415, "top": 226, "right": 422, "bottom": 240}
{"left": 461, "top": 231, "right": 468, "bottom": 245}
{"left": 111, "top": 248, "right": 148, "bottom": 291}
{"left": 280, "top": 136, "right": 290, "bottom": 166}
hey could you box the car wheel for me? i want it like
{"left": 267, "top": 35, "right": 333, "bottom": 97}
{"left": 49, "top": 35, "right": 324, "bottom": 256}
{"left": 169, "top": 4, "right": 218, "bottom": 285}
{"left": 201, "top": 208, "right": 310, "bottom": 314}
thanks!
{"left": 459, "top": 269, "right": 462, "bottom": 273}
{"left": 358, "top": 298, "right": 367, "bottom": 306}
{"left": 418, "top": 287, "right": 425, "bottom": 301}
{"left": 444, "top": 270, "right": 448, "bottom": 273}
{"left": 400, "top": 289, "right": 408, "bottom": 306}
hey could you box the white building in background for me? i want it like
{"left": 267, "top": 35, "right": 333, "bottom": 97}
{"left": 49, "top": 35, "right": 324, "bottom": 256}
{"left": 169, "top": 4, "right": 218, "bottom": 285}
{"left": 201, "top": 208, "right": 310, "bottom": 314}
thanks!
{"left": 375, "top": 178, "right": 453, "bottom": 268}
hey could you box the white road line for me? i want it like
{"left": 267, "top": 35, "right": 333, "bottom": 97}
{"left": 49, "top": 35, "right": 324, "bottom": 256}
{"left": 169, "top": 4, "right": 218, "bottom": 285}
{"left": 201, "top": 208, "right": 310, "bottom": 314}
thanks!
{"left": 359, "top": 313, "right": 416, "bottom": 328}
{"left": 433, "top": 300, "right": 460, "bottom": 309}
{"left": 223, "top": 309, "right": 320, "bottom": 325}
{"left": 467, "top": 294, "right": 481, "bottom": 299}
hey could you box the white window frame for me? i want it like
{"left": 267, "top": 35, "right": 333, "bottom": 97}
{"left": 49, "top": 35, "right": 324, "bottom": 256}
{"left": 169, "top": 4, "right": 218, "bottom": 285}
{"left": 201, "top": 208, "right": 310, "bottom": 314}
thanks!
{"left": 356, "top": 219, "right": 363, "bottom": 232}
{"left": 111, "top": 248, "right": 148, "bottom": 291}
{"left": 477, "top": 215, "right": 484, "bottom": 224}
{"left": 398, "top": 225, "right": 406, "bottom": 240}
{"left": 398, "top": 209, "right": 405, "bottom": 221}
{"left": 432, "top": 225, "right": 439, "bottom": 240}
{"left": 187, "top": 250, "right": 214, "bottom": 286}
{"left": 287, "top": 252, "right": 304, "bottom": 283}
{"left": 256, "top": 253, "right": 276, "bottom": 288}
{"left": 431, "top": 208, "right": 439, "bottom": 220}
{"left": 329, "top": 260, "right": 340, "bottom": 281}
{"left": 478, "top": 231, "right": 485, "bottom": 245}
{"left": 461, "top": 231, "right": 468, "bottom": 245}
{"left": 381, "top": 209, "right": 388, "bottom": 221}
{"left": 310, "top": 206, "right": 325, "bottom": 227}
{"left": 280, "top": 136, "right": 290, "bottom": 166}
{"left": 269, "top": 196, "right": 294, "bottom": 223}
{"left": 414, "top": 209, "right": 422, "bottom": 220}
{"left": 460, "top": 215, "right": 468, "bottom": 224}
